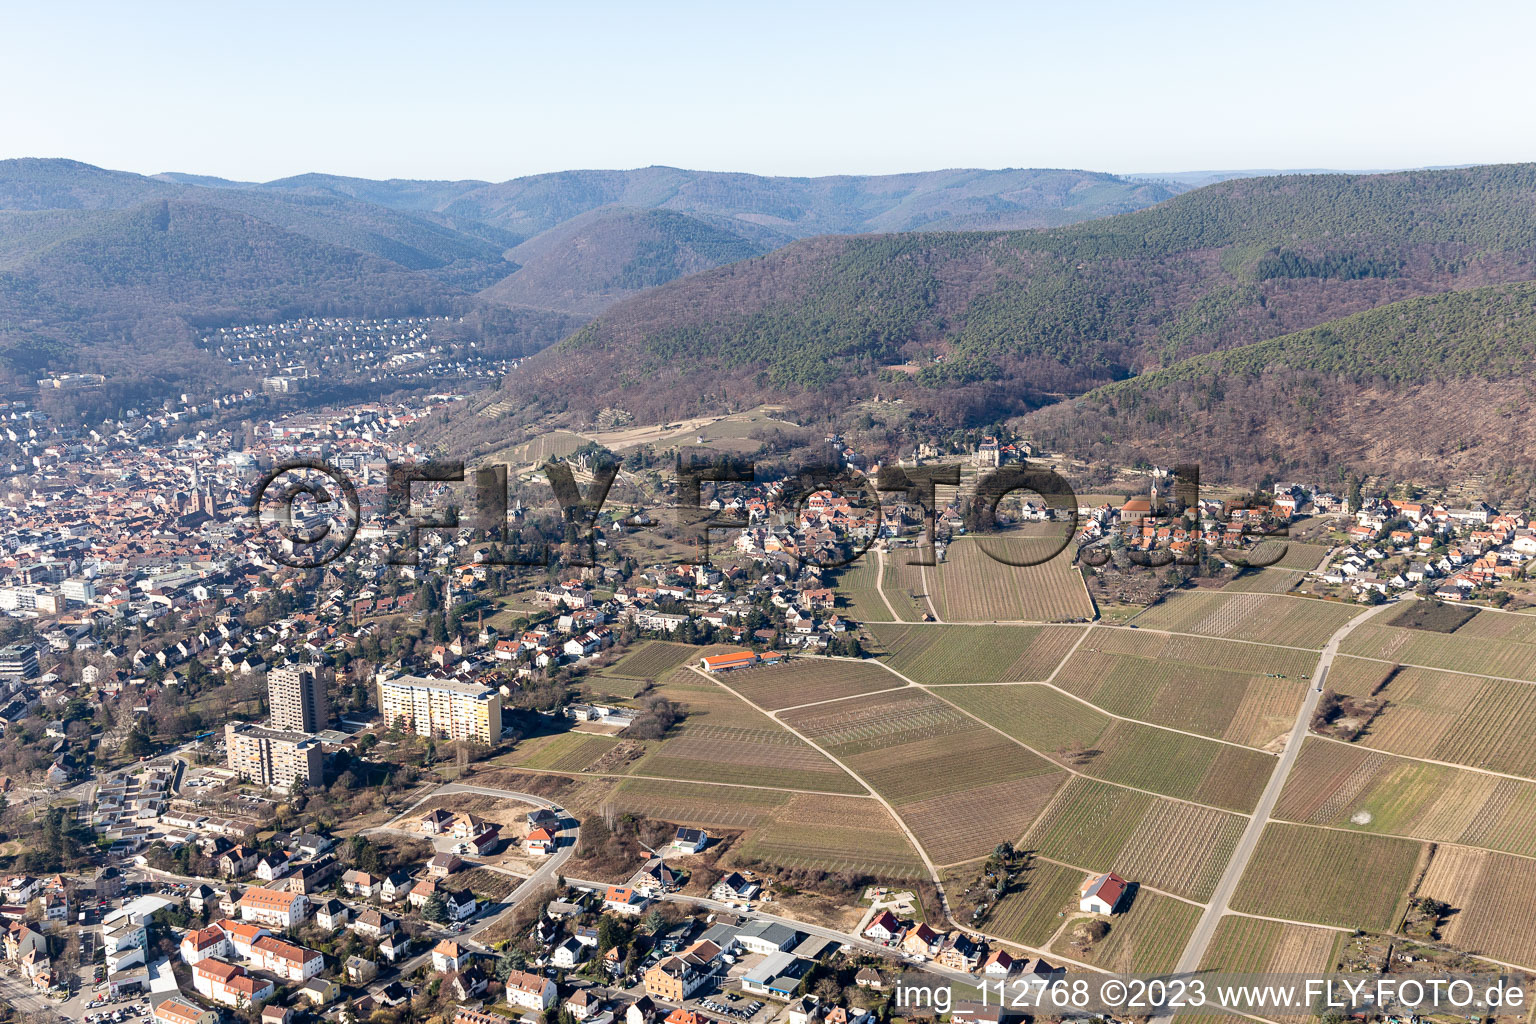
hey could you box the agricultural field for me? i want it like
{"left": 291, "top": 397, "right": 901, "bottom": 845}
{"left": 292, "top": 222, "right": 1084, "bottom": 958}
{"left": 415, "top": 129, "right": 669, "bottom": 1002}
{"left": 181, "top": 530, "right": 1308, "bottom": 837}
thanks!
{"left": 1230, "top": 823, "right": 1423, "bottom": 931}
{"left": 512, "top": 731, "right": 625, "bottom": 773}
{"left": 941, "top": 685, "right": 1110, "bottom": 755}
{"left": 604, "top": 640, "right": 703, "bottom": 680}
{"left": 1415, "top": 845, "right": 1536, "bottom": 968}
{"left": 900, "top": 772, "right": 1067, "bottom": 867}
{"left": 868, "top": 622, "right": 1085, "bottom": 684}
{"left": 873, "top": 550, "right": 938, "bottom": 623}
{"left": 453, "top": 867, "right": 519, "bottom": 901}
{"left": 1078, "top": 721, "right": 1274, "bottom": 812}
{"left": 1350, "top": 664, "right": 1536, "bottom": 777}
{"left": 1340, "top": 623, "right": 1536, "bottom": 682}
{"left": 603, "top": 775, "right": 789, "bottom": 828}
{"left": 1198, "top": 915, "right": 1343, "bottom": 974}
{"left": 1198, "top": 916, "right": 1344, "bottom": 1021}
{"left": 1056, "top": 630, "right": 1311, "bottom": 748}
{"left": 1247, "top": 540, "right": 1333, "bottom": 571}
{"left": 912, "top": 673, "right": 1274, "bottom": 812}
{"left": 982, "top": 859, "right": 1086, "bottom": 948}
{"left": 1272, "top": 739, "right": 1536, "bottom": 858}
{"left": 1054, "top": 889, "right": 1202, "bottom": 974}
{"left": 1130, "top": 592, "right": 1358, "bottom": 648}
{"left": 896, "top": 533, "right": 1094, "bottom": 623}
{"left": 720, "top": 658, "right": 902, "bottom": 712}
{"left": 831, "top": 557, "right": 896, "bottom": 623}
{"left": 1023, "top": 777, "right": 1246, "bottom": 901}
{"left": 1451, "top": 608, "right": 1536, "bottom": 642}
{"left": 623, "top": 676, "right": 865, "bottom": 794}
{"left": 733, "top": 792, "right": 927, "bottom": 879}
{"left": 1320, "top": 655, "right": 1397, "bottom": 695}
{"left": 780, "top": 689, "right": 1069, "bottom": 864}
{"left": 494, "top": 429, "right": 589, "bottom": 464}
{"left": 1223, "top": 568, "right": 1306, "bottom": 594}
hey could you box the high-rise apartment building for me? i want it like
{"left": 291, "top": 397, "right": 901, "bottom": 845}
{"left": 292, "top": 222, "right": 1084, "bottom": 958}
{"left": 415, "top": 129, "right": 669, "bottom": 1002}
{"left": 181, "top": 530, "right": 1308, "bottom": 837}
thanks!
{"left": 376, "top": 674, "right": 501, "bottom": 744}
{"left": 267, "top": 664, "right": 327, "bottom": 734}
{"left": 225, "top": 722, "right": 324, "bottom": 790}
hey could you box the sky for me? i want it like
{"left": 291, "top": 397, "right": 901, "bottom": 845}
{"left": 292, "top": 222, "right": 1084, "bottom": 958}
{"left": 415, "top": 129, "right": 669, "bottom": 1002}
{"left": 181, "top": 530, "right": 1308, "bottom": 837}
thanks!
{"left": 5, "top": 0, "right": 1536, "bottom": 183}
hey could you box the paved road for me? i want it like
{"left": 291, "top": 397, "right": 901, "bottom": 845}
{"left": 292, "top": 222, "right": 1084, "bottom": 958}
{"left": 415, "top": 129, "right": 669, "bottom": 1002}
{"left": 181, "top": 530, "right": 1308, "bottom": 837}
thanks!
{"left": 375, "top": 782, "right": 579, "bottom": 983}
{"left": 1164, "top": 598, "right": 1399, "bottom": 984}
{"left": 564, "top": 877, "right": 980, "bottom": 986}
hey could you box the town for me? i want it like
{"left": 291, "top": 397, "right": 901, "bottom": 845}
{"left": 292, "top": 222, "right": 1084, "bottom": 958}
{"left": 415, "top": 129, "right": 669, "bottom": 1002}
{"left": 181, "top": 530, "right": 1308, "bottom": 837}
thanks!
{"left": 2, "top": 380, "right": 1536, "bottom": 1024}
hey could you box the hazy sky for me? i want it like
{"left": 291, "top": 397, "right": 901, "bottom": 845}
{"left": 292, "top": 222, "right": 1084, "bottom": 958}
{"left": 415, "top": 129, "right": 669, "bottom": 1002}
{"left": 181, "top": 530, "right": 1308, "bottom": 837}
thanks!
{"left": 5, "top": 0, "right": 1535, "bottom": 182}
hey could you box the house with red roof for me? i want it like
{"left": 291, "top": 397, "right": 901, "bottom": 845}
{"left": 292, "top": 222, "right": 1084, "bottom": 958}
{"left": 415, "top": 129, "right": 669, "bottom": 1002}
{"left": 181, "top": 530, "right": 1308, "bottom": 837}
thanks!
{"left": 1079, "top": 871, "right": 1128, "bottom": 915}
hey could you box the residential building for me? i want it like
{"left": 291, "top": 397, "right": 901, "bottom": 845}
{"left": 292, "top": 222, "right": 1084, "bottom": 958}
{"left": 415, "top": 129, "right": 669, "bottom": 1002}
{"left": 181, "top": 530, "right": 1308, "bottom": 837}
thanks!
{"left": 503, "top": 968, "right": 557, "bottom": 1011}
{"left": 432, "top": 940, "right": 467, "bottom": 973}
{"left": 179, "top": 926, "right": 231, "bottom": 965}
{"left": 297, "top": 977, "right": 340, "bottom": 1006}
{"left": 376, "top": 674, "right": 502, "bottom": 743}
{"left": 644, "top": 949, "right": 712, "bottom": 1001}
{"left": 224, "top": 722, "right": 323, "bottom": 791}
{"left": 671, "top": 827, "right": 708, "bottom": 853}
{"left": 250, "top": 935, "right": 324, "bottom": 982}
{"left": 603, "top": 885, "right": 649, "bottom": 915}
{"left": 238, "top": 887, "right": 306, "bottom": 930}
{"left": 0, "top": 644, "right": 38, "bottom": 682}
{"left": 267, "top": 664, "right": 328, "bottom": 733}
{"left": 192, "top": 959, "right": 274, "bottom": 1009}
{"left": 153, "top": 998, "right": 218, "bottom": 1024}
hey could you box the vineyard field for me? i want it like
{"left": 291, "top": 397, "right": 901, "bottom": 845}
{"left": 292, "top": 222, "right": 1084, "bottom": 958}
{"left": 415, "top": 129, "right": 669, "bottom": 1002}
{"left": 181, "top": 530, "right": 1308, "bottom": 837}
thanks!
{"left": 922, "top": 534, "right": 1094, "bottom": 623}
{"left": 1199, "top": 915, "right": 1343, "bottom": 974}
{"left": 869, "top": 622, "right": 1085, "bottom": 684}
{"left": 1130, "top": 592, "right": 1358, "bottom": 648}
{"left": 1024, "top": 777, "right": 1246, "bottom": 901}
{"left": 1340, "top": 624, "right": 1536, "bottom": 682}
{"left": 1081, "top": 721, "right": 1274, "bottom": 812}
{"left": 605, "top": 640, "right": 701, "bottom": 680}
{"left": 831, "top": 558, "right": 896, "bottom": 623}
{"left": 1054, "top": 889, "right": 1202, "bottom": 975}
{"left": 1273, "top": 739, "right": 1536, "bottom": 859}
{"left": 1355, "top": 666, "right": 1536, "bottom": 778}
{"left": 985, "top": 860, "right": 1084, "bottom": 947}
{"left": 1230, "top": 823, "right": 1423, "bottom": 931}
{"left": 940, "top": 685, "right": 1110, "bottom": 755}
{"left": 1055, "top": 637, "right": 1307, "bottom": 748}
{"left": 1416, "top": 846, "right": 1536, "bottom": 968}
{"left": 722, "top": 658, "right": 902, "bottom": 711}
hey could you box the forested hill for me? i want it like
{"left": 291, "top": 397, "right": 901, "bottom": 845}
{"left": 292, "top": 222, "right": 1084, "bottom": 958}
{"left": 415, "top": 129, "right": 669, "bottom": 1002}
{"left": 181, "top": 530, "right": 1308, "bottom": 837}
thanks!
{"left": 1023, "top": 282, "right": 1536, "bottom": 490}
{"left": 487, "top": 164, "right": 1536, "bottom": 433}
{"left": 0, "top": 159, "right": 1185, "bottom": 379}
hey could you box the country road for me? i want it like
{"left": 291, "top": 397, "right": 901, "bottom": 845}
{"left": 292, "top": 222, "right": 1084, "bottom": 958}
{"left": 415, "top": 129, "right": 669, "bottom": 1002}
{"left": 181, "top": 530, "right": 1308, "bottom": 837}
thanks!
{"left": 1165, "top": 598, "right": 1400, "bottom": 983}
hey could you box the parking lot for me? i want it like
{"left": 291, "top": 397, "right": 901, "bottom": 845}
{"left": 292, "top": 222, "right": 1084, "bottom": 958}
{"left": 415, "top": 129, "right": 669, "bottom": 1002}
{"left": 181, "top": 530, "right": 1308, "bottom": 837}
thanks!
{"left": 697, "top": 993, "right": 766, "bottom": 1021}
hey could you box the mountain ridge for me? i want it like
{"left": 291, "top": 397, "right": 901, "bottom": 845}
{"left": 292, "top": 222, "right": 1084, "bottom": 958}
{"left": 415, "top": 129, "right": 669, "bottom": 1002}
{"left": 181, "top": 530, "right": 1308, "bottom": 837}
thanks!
{"left": 0, "top": 159, "right": 1189, "bottom": 378}
{"left": 471, "top": 163, "right": 1536, "bottom": 466}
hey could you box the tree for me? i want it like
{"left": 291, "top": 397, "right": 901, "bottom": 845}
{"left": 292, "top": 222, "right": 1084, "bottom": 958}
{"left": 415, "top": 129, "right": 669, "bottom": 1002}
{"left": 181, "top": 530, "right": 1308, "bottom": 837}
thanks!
{"left": 122, "top": 725, "right": 153, "bottom": 758}
{"left": 643, "top": 909, "right": 666, "bottom": 934}
{"left": 421, "top": 891, "right": 448, "bottom": 925}
{"left": 495, "top": 948, "right": 529, "bottom": 979}
{"left": 596, "top": 914, "right": 625, "bottom": 955}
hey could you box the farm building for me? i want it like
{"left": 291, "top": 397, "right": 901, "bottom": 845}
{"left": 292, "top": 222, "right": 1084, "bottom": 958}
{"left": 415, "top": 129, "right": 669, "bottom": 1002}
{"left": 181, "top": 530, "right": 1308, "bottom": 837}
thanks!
{"left": 1079, "top": 871, "right": 1128, "bottom": 915}
{"left": 701, "top": 650, "right": 758, "bottom": 673}
{"left": 700, "top": 650, "right": 784, "bottom": 673}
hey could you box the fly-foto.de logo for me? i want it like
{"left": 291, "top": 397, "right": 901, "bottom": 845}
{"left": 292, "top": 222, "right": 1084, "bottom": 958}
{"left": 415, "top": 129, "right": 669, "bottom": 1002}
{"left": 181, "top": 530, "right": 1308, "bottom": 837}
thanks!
{"left": 248, "top": 455, "right": 1289, "bottom": 571}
